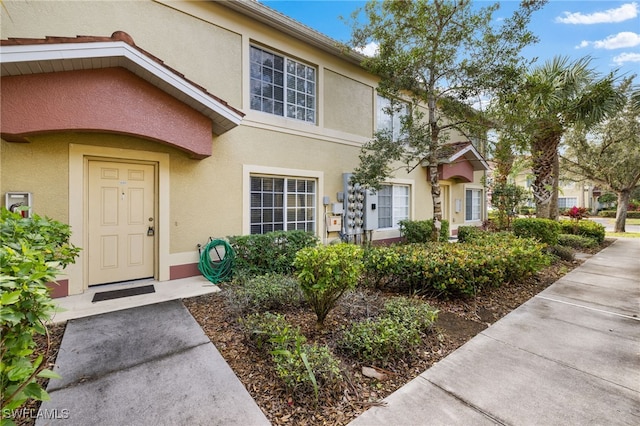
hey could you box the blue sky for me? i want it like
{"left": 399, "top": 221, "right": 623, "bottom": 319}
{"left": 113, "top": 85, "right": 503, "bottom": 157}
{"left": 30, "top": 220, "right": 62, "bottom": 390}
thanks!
{"left": 261, "top": 1, "right": 640, "bottom": 81}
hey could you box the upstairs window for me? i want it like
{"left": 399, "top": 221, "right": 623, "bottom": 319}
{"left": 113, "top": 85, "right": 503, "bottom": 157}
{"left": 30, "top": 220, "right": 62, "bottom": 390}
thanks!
{"left": 250, "top": 45, "right": 316, "bottom": 124}
{"left": 377, "top": 95, "right": 408, "bottom": 142}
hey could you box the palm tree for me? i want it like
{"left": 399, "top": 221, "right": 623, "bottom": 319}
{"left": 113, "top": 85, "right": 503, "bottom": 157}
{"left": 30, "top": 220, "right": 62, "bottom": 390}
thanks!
{"left": 520, "top": 56, "right": 623, "bottom": 219}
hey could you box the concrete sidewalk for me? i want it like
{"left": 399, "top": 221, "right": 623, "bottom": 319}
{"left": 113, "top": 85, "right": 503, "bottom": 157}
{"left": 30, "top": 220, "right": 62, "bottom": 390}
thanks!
{"left": 350, "top": 238, "right": 640, "bottom": 425}
{"left": 36, "top": 300, "right": 269, "bottom": 426}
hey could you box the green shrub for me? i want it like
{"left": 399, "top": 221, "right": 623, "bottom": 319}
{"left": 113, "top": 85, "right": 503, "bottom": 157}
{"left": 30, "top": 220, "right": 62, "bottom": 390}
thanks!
{"left": 512, "top": 218, "right": 561, "bottom": 245}
{"left": 598, "top": 210, "right": 640, "bottom": 219}
{"left": 559, "top": 220, "right": 605, "bottom": 244}
{"left": 363, "top": 234, "right": 550, "bottom": 297}
{"left": 399, "top": 219, "right": 449, "bottom": 243}
{"left": 241, "top": 312, "right": 342, "bottom": 399}
{"left": 456, "top": 226, "right": 482, "bottom": 243}
{"left": 548, "top": 244, "right": 575, "bottom": 261}
{"left": 294, "top": 243, "right": 363, "bottom": 326}
{"left": 224, "top": 273, "right": 305, "bottom": 314}
{"left": 1, "top": 208, "right": 80, "bottom": 415}
{"left": 228, "top": 230, "right": 318, "bottom": 276}
{"left": 558, "top": 234, "right": 598, "bottom": 250}
{"left": 339, "top": 297, "right": 438, "bottom": 365}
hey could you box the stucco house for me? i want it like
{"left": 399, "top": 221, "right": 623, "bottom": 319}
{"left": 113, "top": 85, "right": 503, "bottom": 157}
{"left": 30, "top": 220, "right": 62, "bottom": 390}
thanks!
{"left": 1, "top": 0, "right": 489, "bottom": 297}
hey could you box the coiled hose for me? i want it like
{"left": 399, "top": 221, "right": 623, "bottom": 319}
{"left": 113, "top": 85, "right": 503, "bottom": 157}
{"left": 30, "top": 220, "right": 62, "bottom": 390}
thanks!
{"left": 198, "top": 239, "right": 235, "bottom": 284}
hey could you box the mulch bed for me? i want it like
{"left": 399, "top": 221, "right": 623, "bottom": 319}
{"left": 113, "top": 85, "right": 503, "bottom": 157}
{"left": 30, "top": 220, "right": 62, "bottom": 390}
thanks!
{"left": 17, "top": 240, "right": 611, "bottom": 425}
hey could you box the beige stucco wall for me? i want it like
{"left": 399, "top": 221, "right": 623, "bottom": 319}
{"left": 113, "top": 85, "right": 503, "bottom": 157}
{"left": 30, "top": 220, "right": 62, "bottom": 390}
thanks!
{"left": 0, "top": 0, "right": 243, "bottom": 108}
{"left": 323, "top": 70, "right": 374, "bottom": 138}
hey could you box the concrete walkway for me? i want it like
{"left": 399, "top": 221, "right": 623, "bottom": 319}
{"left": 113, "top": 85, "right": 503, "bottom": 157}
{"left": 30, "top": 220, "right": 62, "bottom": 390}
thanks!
{"left": 350, "top": 237, "right": 640, "bottom": 426}
{"left": 37, "top": 300, "right": 269, "bottom": 426}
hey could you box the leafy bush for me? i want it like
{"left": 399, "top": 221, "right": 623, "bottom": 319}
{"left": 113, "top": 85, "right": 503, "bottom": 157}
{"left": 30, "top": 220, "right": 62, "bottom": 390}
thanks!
{"left": 224, "top": 273, "right": 305, "bottom": 315}
{"left": 363, "top": 234, "right": 549, "bottom": 297}
{"left": 294, "top": 244, "right": 363, "bottom": 326}
{"left": 559, "top": 220, "right": 605, "bottom": 244}
{"left": 241, "top": 312, "right": 342, "bottom": 400}
{"left": 598, "top": 210, "right": 640, "bottom": 219}
{"left": 548, "top": 244, "right": 575, "bottom": 261}
{"left": 512, "top": 218, "right": 561, "bottom": 245}
{"left": 558, "top": 234, "right": 598, "bottom": 250}
{"left": 339, "top": 297, "right": 438, "bottom": 365}
{"left": 399, "top": 219, "right": 449, "bottom": 243}
{"left": 1, "top": 208, "right": 80, "bottom": 415}
{"left": 456, "top": 226, "right": 482, "bottom": 243}
{"left": 228, "top": 230, "right": 318, "bottom": 276}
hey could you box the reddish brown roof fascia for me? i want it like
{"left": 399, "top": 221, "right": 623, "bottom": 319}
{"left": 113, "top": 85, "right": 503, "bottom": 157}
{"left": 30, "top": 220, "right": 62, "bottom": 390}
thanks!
{"left": 2, "top": 31, "right": 244, "bottom": 118}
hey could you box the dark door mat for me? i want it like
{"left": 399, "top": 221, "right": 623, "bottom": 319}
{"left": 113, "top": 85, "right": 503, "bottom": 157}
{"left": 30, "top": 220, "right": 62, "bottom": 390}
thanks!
{"left": 92, "top": 285, "right": 155, "bottom": 303}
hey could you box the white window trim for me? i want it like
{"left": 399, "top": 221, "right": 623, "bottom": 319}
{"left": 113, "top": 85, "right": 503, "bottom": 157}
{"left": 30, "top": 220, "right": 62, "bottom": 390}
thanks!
{"left": 376, "top": 94, "right": 409, "bottom": 142}
{"left": 243, "top": 165, "right": 324, "bottom": 236}
{"left": 371, "top": 179, "right": 414, "bottom": 241}
{"left": 464, "top": 185, "right": 484, "bottom": 223}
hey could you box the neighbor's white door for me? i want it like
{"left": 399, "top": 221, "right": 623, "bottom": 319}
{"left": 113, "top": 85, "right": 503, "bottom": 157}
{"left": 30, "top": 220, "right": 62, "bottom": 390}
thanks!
{"left": 88, "top": 160, "right": 155, "bottom": 285}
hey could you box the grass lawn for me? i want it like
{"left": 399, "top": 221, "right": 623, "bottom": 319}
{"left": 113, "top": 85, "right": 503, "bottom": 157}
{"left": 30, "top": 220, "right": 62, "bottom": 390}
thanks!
{"left": 607, "top": 232, "right": 640, "bottom": 238}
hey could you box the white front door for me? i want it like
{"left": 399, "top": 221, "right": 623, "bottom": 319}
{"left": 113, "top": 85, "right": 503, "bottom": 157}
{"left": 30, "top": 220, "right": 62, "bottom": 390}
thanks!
{"left": 87, "top": 160, "right": 155, "bottom": 285}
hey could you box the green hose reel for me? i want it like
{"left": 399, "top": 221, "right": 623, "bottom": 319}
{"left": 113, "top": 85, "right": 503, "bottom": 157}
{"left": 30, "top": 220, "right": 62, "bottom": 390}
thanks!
{"left": 198, "top": 238, "right": 235, "bottom": 284}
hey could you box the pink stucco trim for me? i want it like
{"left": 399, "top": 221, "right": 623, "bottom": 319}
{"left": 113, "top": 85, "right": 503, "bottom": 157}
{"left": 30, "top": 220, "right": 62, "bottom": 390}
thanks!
{"left": 170, "top": 263, "right": 201, "bottom": 280}
{"left": 1, "top": 68, "right": 214, "bottom": 159}
{"left": 441, "top": 160, "right": 474, "bottom": 183}
{"left": 47, "top": 279, "right": 69, "bottom": 299}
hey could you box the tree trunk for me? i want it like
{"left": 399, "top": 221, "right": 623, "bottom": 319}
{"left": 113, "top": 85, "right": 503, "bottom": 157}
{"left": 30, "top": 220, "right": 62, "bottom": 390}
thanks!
{"left": 549, "top": 152, "right": 559, "bottom": 220}
{"left": 614, "top": 190, "right": 630, "bottom": 232}
{"left": 429, "top": 162, "right": 442, "bottom": 242}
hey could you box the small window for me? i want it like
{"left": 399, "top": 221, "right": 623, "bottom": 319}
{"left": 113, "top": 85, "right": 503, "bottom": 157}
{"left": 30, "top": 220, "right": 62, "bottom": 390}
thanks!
{"left": 250, "top": 45, "right": 316, "bottom": 124}
{"left": 378, "top": 184, "right": 410, "bottom": 228}
{"left": 465, "top": 189, "right": 483, "bottom": 221}
{"left": 377, "top": 95, "right": 408, "bottom": 142}
{"left": 250, "top": 175, "right": 316, "bottom": 234}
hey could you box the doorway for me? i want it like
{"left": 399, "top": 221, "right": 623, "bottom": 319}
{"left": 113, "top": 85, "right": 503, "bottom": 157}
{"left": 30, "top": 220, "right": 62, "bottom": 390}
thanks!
{"left": 87, "top": 160, "right": 156, "bottom": 286}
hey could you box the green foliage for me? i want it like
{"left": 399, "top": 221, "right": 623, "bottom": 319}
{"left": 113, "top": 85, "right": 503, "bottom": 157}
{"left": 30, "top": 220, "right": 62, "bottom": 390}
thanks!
{"left": 362, "top": 234, "right": 549, "bottom": 297}
{"left": 512, "top": 218, "right": 561, "bottom": 245}
{"left": 241, "top": 313, "right": 342, "bottom": 400}
{"left": 224, "top": 273, "right": 305, "bottom": 315}
{"left": 547, "top": 244, "right": 575, "bottom": 261}
{"left": 557, "top": 234, "right": 598, "bottom": 250}
{"left": 1, "top": 208, "right": 79, "bottom": 415}
{"left": 399, "top": 219, "right": 449, "bottom": 243}
{"left": 490, "top": 182, "right": 527, "bottom": 229}
{"left": 339, "top": 297, "right": 438, "bottom": 365}
{"left": 599, "top": 210, "right": 640, "bottom": 219}
{"left": 294, "top": 244, "right": 363, "bottom": 326}
{"left": 456, "top": 226, "right": 482, "bottom": 243}
{"left": 228, "top": 230, "right": 318, "bottom": 276}
{"left": 559, "top": 220, "right": 605, "bottom": 244}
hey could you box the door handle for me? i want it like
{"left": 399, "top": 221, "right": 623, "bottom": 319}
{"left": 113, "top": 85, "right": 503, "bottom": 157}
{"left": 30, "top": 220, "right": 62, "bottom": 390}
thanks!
{"left": 147, "top": 226, "right": 155, "bottom": 236}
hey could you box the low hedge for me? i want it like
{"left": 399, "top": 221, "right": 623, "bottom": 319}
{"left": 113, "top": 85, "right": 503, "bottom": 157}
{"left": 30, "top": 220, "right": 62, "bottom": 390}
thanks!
{"left": 362, "top": 234, "right": 549, "bottom": 297}
{"left": 456, "top": 226, "right": 483, "bottom": 243}
{"left": 399, "top": 219, "right": 450, "bottom": 243}
{"left": 557, "top": 233, "right": 598, "bottom": 250}
{"left": 228, "top": 230, "right": 318, "bottom": 276}
{"left": 559, "top": 220, "right": 605, "bottom": 244}
{"left": 598, "top": 210, "right": 640, "bottom": 219}
{"left": 512, "top": 218, "right": 561, "bottom": 245}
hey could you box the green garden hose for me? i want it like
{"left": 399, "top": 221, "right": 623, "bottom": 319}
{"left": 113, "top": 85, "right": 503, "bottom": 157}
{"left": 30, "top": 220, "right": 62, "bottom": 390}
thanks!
{"left": 198, "top": 239, "right": 235, "bottom": 284}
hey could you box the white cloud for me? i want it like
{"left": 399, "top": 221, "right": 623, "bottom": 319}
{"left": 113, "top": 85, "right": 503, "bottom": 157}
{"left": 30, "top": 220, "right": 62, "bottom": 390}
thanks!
{"left": 577, "top": 32, "right": 640, "bottom": 49}
{"left": 556, "top": 2, "right": 638, "bottom": 24}
{"left": 613, "top": 52, "right": 640, "bottom": 64}
{"left": 355, "top": 41, "right": 379, "bottom": 57}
